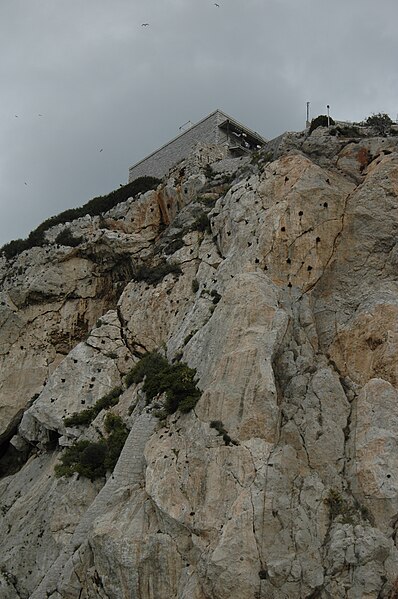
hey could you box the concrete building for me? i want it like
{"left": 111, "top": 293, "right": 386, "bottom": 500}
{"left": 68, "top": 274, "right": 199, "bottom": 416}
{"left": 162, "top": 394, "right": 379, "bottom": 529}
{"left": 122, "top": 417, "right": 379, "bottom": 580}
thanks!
{"left": 128, "top": 109, "right": 266, "bottom": 182}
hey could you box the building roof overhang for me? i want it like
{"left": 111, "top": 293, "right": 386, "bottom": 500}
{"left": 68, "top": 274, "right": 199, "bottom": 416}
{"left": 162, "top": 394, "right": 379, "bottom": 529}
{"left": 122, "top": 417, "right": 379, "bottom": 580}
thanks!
{"left": 218, "top": 115, "right": 267, "bottom": 147}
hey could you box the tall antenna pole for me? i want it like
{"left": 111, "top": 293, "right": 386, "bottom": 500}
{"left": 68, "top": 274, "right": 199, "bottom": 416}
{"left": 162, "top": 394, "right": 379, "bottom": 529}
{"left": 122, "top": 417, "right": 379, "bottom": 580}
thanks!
{"left": 327, "top": 105, "right": 330, "bottom": 128}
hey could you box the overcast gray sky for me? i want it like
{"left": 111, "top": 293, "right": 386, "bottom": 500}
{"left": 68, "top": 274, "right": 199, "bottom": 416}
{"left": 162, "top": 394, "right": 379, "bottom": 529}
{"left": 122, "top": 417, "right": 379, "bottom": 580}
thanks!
{"left": 1, "top": 0, "right": 397, "bottom": 246}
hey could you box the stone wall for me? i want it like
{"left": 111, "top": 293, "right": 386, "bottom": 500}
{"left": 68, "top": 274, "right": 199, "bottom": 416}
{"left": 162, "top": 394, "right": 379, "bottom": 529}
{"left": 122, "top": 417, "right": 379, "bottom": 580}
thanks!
{"left": 129, "top": 111, "right": 229, "bottom": 181}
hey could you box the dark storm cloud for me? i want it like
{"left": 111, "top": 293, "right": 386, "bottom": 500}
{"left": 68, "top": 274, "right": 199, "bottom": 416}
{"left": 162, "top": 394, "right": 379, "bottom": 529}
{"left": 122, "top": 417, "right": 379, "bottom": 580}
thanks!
{"left": 1, "top": 0, "right": 398, "bottom": 245}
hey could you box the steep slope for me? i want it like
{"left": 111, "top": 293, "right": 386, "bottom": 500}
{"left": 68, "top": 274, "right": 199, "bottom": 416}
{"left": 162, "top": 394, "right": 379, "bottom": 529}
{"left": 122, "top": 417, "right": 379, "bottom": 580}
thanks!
{"left": 1, "top": 128, "right": 398, "bottom": 598}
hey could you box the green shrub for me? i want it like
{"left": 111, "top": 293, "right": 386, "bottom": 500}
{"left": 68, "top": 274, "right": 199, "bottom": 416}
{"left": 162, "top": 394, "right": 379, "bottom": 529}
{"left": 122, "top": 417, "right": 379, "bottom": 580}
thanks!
{"left": 64, "top": 386, "right": 123, "bottom": 427}
{"left": 103, "top": 413, "right": 129, "bottom": 471}
{"left": 56, "top": 412, "right": 129, "bottom": 480}
{"left": 0, "top": 238, "right": 30, "bottom": 260}
{"left": 104, "top": 412, "right": 124, "bottom": 433}
{"left": 55, "top": 440, "right": 107, "bottom": 480}
{"left": 125, "top": 350, "right": 201, "bottom": 415}
{"left": 55, "top": 228, "right": 83, "bottom": 247}
{"left": 192, "top": 212, "right": 211, "bottom": 233}
{"left": 365, "top": 112, "right": 393, "bottom": 136}
{"left": 0, "top": 176, "right": 161, "bottom": 259}
{"left": 209, "top": 419, "right": 238, "bottom": 446}
{"left": 159, "top": 362, "right": 201, "bottom": 414}
{"left": 64, "top": 408, "right": 96, "bottom": 427}
{"left": 179, "top": 395, "right": 200, "bottom": 413}
{"left": 309, "top": 115, "right": 335, "bottom": 134}
{"left": 133, "top": 261, "right": 182, "bottom": 286}
{"left": 125, "top": 351, "right": 169, "bottom": 388}
{"left": 95, "top": 386, "right": 123, "bottom": 411}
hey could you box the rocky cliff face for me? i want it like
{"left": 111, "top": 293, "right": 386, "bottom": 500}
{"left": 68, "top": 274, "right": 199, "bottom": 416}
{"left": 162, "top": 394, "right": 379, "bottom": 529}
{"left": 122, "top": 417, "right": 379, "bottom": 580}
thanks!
{"left": 1, "top": 127, "right": 398, "bottom": 598}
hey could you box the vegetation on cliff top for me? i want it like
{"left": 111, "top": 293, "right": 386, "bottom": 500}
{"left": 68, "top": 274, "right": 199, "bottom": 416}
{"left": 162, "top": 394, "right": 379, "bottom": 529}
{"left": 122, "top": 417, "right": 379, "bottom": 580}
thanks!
{"left": 365, "top": 112, "right": 394, "bottom": 136}
{"left": 0, "top": 175, "right": 161, "bottom": 260}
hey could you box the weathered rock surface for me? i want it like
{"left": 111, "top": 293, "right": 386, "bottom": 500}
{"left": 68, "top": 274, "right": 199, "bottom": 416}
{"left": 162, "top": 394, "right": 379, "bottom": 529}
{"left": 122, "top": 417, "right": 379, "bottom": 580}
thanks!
{"left": 1, "top": 130, "right": 398, "bottom": 598}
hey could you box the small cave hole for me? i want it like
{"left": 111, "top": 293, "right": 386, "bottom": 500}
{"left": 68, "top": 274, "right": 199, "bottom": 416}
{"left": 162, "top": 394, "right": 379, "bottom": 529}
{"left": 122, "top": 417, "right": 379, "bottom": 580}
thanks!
{"left": 298, "top": 210, "right": 303, "bottom": 216}
{"left": 281, "top": 226, "right": 286, "bottom": 232}
{"left": 287, "top": 282, "right": 292, "bottom": 288}
{"left": 286, "top": 258, "right": 291, "bottom": 264}
{"left": 255, "top": 258, "right": 260, "bottom": 263}
{"left": 227, "top": 231, "right": 231, "bottom": 236}
{"left": 47, "top": 429, "right": 61, "bottom": 450}
{"left": 307, "top": 265, "right": 313, "bottom": 271}
{"left": 316, "top": 237, "right": 321, "bottom": 243}
{"left": 323, "top": 202, "right": 328, "bottom": 208}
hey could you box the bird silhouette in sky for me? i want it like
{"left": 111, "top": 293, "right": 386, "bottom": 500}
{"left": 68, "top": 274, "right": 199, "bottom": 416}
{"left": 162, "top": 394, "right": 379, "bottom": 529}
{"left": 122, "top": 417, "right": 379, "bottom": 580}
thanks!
{"left": 24, "top": 182, "right": 27, "bottom": 186}
{"left": 99, "top": 148, "right": 103, "bottom": 152}
{"left": 214, "top": 3, "right": 220, "bottom": 6}
{"left": 38, "top": 114, "right": 43, "bottom": 117}
{"left": 141, "top": 23, "right": 149, "bottom": 26}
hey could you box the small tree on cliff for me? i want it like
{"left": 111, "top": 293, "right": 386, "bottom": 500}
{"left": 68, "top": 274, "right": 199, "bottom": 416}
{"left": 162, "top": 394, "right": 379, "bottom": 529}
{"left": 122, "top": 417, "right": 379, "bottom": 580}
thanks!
{"left": 309, "top": 115, "right": 335, "bottom": 134}
{"left": 365, "top": 113, "right": 393, "bottom": 136}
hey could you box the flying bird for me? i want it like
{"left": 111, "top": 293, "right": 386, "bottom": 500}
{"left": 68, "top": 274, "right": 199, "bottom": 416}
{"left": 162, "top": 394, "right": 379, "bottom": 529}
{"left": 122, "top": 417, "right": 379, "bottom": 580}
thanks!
{"left": 38, "top": 114, "right": 43, "bottom": 117}
{"left": 214, "top": 3, "right": 220, "bottom": 6}
{"left": 24, "top": 182, "right": 28, "bottom": 186}
{"left": 141, "top": 23, "right": 149, "bottom": 26}
{"left": 99, "top": 148, "right": 103, "bottom": 152}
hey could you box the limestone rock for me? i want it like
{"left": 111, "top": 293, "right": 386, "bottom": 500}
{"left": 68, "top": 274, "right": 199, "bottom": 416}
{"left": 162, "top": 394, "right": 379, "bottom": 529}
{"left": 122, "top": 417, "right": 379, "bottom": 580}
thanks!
{"left": 1, "top": 131, "right": 398, "bottom": 598}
